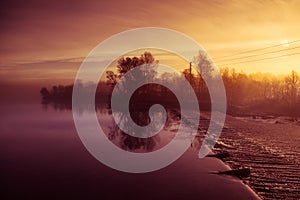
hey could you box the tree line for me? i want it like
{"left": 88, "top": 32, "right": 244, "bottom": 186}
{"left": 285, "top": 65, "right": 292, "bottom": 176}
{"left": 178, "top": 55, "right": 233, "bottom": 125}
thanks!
{"left": 40, "top": 51, "right": 300, "bottom": 116}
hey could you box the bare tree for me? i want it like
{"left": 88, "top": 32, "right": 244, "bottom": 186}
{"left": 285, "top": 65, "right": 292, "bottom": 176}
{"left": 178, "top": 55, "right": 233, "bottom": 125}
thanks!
{"left": 285, "top": 70, "right": 299, "bottom": 107}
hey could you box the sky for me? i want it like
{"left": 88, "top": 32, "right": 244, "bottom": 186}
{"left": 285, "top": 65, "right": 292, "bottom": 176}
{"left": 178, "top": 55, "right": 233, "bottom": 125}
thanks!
{"left": 1, "top": 0, "right": 300, "bottom": 86}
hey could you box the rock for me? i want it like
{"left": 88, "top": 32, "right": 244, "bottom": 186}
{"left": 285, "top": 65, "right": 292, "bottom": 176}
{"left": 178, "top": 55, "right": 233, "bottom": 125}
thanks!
{"left": 218, "top": 168, "right": 251, "bottom": 179}
{"left": 207, "top": 151, "right": 230, "bottom": 160}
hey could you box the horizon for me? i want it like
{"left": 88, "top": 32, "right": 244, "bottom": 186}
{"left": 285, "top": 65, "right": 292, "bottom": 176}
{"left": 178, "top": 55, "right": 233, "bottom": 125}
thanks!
{"left": 0, "top": 53, "right": 298, "bottom": 87}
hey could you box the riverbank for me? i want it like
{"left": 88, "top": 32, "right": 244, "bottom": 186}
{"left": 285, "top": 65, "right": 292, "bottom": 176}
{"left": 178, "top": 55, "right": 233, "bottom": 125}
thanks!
{"left": 210, "top": 113, "right": 300, "bottom": 200}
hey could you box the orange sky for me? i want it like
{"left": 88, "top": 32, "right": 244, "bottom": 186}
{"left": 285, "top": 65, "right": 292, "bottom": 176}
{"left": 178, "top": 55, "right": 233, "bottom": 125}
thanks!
{"left": 1, "top": 0, "right": 300, "bottom": 84}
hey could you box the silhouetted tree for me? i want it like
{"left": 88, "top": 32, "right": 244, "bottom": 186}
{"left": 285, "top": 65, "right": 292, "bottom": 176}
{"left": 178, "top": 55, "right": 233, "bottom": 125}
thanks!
{"left": 40, "top": 87, "right": 50, "bottom": 99}
{"left": 285, "top": 70, "right": 299, "bottom": 107}
{"left": 106, "top": 70, "right": 117, "bottom": 85}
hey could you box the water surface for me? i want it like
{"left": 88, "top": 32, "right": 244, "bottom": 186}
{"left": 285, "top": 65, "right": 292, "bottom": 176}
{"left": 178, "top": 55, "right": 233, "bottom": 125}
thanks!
{"left": 1, "top": 102, "right": 258, "bottom": 200}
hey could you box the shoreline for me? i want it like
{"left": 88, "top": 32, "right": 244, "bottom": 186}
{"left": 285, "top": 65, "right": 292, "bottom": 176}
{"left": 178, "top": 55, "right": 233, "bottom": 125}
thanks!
{"left": 170, "top": 147, "right": 262, "bottom": 200}
{"left": 211, "top": 113, "right": 300, "bottom": 200}
{"left": 183, "top": 111, "right": 263, "bottom": 199}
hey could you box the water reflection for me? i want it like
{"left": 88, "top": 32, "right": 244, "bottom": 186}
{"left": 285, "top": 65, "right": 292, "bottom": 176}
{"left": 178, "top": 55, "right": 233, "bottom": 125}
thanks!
{"left": 101, "top": 108, "right": 183, "bottom": 153}
{"left": 42, "top": 100, "right": 203, "bottom": 153}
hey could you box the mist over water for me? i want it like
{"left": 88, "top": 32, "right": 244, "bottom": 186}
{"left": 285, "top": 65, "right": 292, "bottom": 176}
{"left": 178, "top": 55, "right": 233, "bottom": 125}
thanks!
{"left": 1, "top": 82, "right": 300, "bottom": 200}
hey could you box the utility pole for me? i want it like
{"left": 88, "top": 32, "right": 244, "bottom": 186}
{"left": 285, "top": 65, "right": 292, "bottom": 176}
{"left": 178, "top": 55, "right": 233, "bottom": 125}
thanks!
{"left": 189, "top": 62, "right": 192, "bottom": 98}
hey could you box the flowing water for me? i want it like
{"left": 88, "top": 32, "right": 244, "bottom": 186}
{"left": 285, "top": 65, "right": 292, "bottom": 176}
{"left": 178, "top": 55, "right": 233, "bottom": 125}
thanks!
{"left": 210, "top": 114, "right": 300, "bottom": 200}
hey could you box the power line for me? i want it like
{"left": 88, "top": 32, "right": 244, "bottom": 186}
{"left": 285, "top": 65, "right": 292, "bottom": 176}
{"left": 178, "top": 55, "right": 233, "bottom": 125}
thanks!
{"left": 216, "top": 45, "right": 300, "bottom": 63}
{"left": 217, "top": 52, "right": 300, "bottom": 66}
{"left": 212, "top": 39, "right": 300, "bottom": 60}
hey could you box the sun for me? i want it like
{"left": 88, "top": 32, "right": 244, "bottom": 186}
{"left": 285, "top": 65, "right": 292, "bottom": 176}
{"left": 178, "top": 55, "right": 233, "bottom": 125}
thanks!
{"left": 281, "top": 39, "right": 290, "bottom": 47}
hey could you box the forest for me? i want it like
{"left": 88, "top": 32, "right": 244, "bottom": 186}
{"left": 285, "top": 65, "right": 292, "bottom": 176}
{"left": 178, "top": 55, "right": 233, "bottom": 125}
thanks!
{"left": 40, "top": 51, "right": 300, "bottom": 116}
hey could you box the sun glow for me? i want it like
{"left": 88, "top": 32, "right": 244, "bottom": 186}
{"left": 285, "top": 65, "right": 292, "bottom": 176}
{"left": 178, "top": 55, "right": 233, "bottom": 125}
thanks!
{"left": 281, "top": 39, "right": 290, "bottom": 47}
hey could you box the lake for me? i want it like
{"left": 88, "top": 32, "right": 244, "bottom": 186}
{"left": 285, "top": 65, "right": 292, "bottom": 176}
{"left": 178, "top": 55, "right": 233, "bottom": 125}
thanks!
{"left": 1, "top": 101, "right": 260, "bottom": 200}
